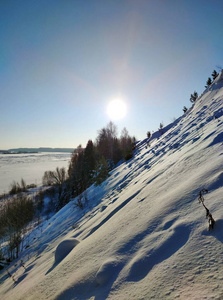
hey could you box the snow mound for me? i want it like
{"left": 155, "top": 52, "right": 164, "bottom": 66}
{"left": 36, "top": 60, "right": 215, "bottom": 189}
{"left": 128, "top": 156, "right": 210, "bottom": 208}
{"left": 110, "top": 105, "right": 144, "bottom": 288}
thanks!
{"left": 95, "top": 258, "right": 123, "bottom": 286}
{"left": 55, "top": 238, "right": 80, "bottom": 264}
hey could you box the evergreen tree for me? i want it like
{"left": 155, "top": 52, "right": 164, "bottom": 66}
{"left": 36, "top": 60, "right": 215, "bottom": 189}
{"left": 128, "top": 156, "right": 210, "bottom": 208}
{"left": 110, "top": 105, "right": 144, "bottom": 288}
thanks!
{"left": 205, "top": 77, "right": 212, "bottom": 88}
{"left": 70, "top": 151, "right": 86, "bottom": 197}
{"left": 68, "top": 141, "right": 96, "bottom": 197}
{"left": 84, "top": 140, "right": 96, "bottom": 184}
{"left": 68, "top": 122, "right": 136, "bottom": 193}
{"left": 211, "top": 70, "right": 219, "bottom": 80}
{"left": 120, "top": 127, "right": 135, "bottom": 161}
{"left": 112, "top": 138, "right": 122, "bottom": 165}
{"left": 94, "top": 157, "right": 109, "bottom": 186}
{"left": 183, "top": 106, "right": 188, "bottom": 113}
{"left": 190, "top": 91, "right": 198, "bottom": 103}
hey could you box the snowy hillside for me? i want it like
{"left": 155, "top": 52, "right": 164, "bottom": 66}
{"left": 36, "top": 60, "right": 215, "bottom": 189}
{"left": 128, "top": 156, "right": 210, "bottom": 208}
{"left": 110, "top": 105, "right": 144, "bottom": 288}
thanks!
{"left": 1, "top": 72, "right": 223, "bottom": 300}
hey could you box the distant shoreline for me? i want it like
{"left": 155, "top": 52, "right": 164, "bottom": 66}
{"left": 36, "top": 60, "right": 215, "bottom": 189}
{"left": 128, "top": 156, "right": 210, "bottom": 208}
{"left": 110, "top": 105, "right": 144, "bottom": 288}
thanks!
{"left": 0, "top": 147, "right": 75, "bottom": 154}
{"left": 0, "top": 151, "right": 39, "bottom": 155}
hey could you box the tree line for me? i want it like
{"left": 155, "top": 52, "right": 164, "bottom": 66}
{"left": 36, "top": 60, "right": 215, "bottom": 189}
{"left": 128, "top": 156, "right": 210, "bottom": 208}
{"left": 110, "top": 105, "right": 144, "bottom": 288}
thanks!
{"left": 68, "top": 122, "right": 135, "bottom": 197}
{"left": 0, "top": 122, "right": 136, "bottom": 261}
{"left": 42, "top": 121, "right": 136, "bottom": 209}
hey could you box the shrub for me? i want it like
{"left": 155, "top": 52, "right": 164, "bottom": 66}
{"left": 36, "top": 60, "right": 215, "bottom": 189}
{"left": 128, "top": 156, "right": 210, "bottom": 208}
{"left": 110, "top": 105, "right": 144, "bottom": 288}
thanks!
{"left": 0, "top": 194, "right": 34, "bottom": 259}
{"left": 147, "top": 131, "right": 151, "bottom": 139}
{"left": 124, "top": 149, "right": 134, "bottom": 161}
{"left": 74, "top": 195, "right": 84, "bottom": 210}
{"left": 9, "top": 178, "right": 27, "bottom": 195}
{"left": 158, "top": 122, "right": 164, "bottom": 135}
{"left": 26, "top": 183, "right": 37, "bottom": 189}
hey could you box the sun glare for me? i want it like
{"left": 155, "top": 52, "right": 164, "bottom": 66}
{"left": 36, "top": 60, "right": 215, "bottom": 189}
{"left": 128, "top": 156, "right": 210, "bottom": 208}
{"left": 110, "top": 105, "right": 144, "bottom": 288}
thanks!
{"left": 107, "top": 99, "right": 127, "bottom": 120}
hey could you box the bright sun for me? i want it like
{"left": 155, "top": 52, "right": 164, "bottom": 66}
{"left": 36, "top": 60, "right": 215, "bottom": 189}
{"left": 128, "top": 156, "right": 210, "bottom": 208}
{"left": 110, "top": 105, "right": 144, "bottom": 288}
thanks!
{"left": 107, "top": 99, "right": 127, "bottom": 120}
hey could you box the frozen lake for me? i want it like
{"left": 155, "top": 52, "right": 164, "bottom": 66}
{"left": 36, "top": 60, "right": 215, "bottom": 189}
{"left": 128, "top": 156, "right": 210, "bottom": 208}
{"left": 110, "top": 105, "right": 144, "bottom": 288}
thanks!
{"left": 0, "top": 152, "right": 72, "bottom": 194}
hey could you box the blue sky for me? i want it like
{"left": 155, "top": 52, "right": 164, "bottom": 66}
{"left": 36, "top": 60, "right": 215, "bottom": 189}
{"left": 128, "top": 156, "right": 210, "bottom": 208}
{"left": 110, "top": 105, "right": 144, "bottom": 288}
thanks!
{"left": 0, "top": 0, "right": 223, "bottom": 149}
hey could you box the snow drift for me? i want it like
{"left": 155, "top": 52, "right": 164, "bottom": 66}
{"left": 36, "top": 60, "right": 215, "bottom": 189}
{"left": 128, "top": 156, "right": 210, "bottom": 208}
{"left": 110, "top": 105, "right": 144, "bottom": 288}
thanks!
{"left": 0, "top": 71, "right": 223, "bottom": 299}
{"left": 54, "top": 239, "right": 80, "bottom": 264}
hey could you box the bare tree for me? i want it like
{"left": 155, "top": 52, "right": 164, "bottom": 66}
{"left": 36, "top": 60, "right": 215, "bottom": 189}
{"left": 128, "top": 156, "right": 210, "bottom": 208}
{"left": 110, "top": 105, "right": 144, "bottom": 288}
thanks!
{"left": 42, "top": 167, "right": 67, "bottom": 186}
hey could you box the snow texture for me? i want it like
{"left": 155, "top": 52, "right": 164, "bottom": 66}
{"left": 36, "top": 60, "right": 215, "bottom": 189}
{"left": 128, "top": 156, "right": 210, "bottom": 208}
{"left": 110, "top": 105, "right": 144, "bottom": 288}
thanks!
{"left": 0, "top": 71, "right": 223, "bottom": 300}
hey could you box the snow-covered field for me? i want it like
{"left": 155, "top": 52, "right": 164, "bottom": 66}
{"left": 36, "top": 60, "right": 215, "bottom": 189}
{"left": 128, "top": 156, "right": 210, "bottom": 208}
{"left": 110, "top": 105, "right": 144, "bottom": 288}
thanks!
{"left": 0, "top": 72, "right": 223, "bottom": 299}
{"left": 0, "top": 152, "right": 71, "bottom": 194}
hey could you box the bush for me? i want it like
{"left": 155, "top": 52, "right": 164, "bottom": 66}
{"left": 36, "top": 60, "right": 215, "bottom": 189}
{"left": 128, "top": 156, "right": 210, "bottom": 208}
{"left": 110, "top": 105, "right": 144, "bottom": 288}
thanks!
{"left": 26, "top": 183, "right": 37, "bottom": 189}
{"left": 0, "top": 194, "right": 34, "bottom": 259}
{"left": 9, "top": 178, "right": 27, "bottom": 195}
{"left": 42, "top": 167, "right": 67, "bottom": 186}
{"left": 158, "top": 122, "right": 164, "bottom": 135}
{"left": 147, "top": 131, "right": 151, "bottom": 138}
{"left": 74, "top": 195, "right": 84, "bottom": 210}
{"left": 124, "top": 149, "right": 134, "bottom": 161}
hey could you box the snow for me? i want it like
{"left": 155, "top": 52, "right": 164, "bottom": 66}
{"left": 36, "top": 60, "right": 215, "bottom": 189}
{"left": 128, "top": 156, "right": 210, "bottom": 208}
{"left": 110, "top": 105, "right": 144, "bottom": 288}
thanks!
{"left": 0, "top": 71, "right": 223, "bottom": 299}
{"left": 54, "top": 239, "right": 80, "bottom": 264}
{"left": 0, "top": 152, "right": 71, "bottom": 194}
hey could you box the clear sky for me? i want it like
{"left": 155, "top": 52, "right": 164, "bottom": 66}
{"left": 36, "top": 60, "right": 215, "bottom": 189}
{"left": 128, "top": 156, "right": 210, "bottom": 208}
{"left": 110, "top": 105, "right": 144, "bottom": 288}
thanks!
{"left": 1, "top": 0, "right": 223, "bottom": 149}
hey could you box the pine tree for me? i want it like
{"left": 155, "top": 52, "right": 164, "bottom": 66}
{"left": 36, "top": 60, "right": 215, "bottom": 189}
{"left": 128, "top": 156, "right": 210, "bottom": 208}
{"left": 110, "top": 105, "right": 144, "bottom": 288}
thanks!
{"left": 120, "top": 127, "right": 135, "bottom": 161}
{"left": 190, "top": 91, "right": 198, "bottom": 103}
{"left": 183, "top": 106, "right": 188, "bottom": 113}
{"left": 84, "top": 140, "right": 96, "bottom": 184}
{"left": 94, "top": 157, "right": 109, "bottom": 186}
{"left": 205, "top": 77, "right": 212, "bottom": 88}
{"left": 211, "top": 70, "right": 219, "bottom": 81}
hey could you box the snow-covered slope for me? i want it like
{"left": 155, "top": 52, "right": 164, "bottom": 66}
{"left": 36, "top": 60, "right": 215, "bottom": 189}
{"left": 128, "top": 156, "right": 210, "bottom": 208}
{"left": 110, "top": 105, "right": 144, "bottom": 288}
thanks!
{"left": 1, "top": 72, "right": 223, "bottom": 300}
